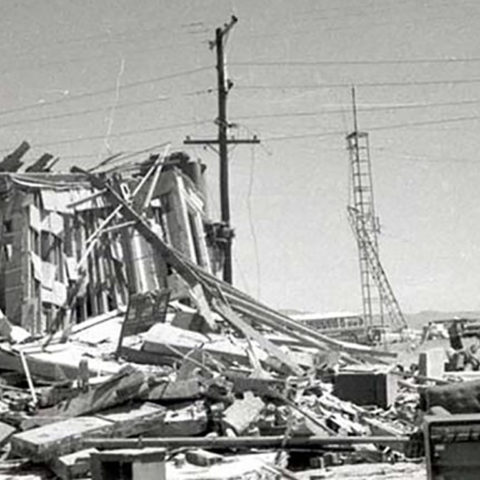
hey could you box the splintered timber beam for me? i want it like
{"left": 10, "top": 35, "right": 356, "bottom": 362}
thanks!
{"left": 18, "top": 349, "right": 38, "bottom": 407}
{"left": 212, "top": 300, "right": 303, "bottom": 375}
{"left": 218, "top": 289, "right": 396, "bottom": 359}
{"left": 25, "top": 153, "right": 54, "bottom": 173}
{"left": 193, "top": 267, "right": 395, "bottom": 359}
{"left": 71, "top": 167, "right": 303, "bottom": 377}
{"left": 84, "top": 435, "right": 409, "bottom": 450}
{"left": 72, "top": 167, "right": 395, "bottom": 365}
{"left": 170, "top": 240, "right": 395, "bottom": 359}
{"left": 0, "top": 141, "right": 30, "bottom": 172}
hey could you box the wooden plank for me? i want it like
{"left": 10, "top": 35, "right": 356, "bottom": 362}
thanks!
{"left": 213, "top": 300, "right": 303, "bottom": 376}
{"left": 25, "top": 153, "right": 54, "bottom": 173}
{"left": 188, "top": 282, "right": 217, "bottom": 330}
{"left": 18, "top": 349, "right": 38, "bottom": 407}
{"left": 0, "top": 141, "right": 30, "bottom": 172}
{"left": 222, "top": 292, "right": 396, "bottom": 359}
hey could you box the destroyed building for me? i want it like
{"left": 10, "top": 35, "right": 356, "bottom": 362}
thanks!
{"left": 0, "top": 150, "right": 222, "bottom": 335}
{"left": 0, "top": 143, "right": 432, "bottom": 480}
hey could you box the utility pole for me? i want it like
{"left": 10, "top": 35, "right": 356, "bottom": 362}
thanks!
{"left": 185, "top": 15, "right": 260, "bottom": 284}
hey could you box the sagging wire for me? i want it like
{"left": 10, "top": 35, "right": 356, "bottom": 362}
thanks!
{"left": 247, "top": 144, "right": 262, "bottom": 300}
{"left": 233, "top": 253, "right": 251, "bottom": 296}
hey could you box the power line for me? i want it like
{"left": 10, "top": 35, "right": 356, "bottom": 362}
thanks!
{"left": 371, "top": 114, "right": 480, "bottom": 132}
{"left": 0, "top": 20, "right": 210, "bottom": 60}
{"left": 0, "top": 66, "right": 212, "bottom": 118}
{"left": 232, "top": 56, "right": 480, "bottom": 67}
{"left": 377, "top": 151, "right": 479, "bottom": 165}
{"left": 0, "top": 40, "right": 206, "bottom": 78}
{"left": 263, "top": 113, "right": 480, "bottom": 142}
{"left": 0, "top": 89, "right": 211, "bottom": 130}
{"left": 232, "top": 98, "right": 480, "bottom": 122}
{"left": 246, "top": 145, "right": 261, "bottom": 299}
{"left": 237, "top": 77, "right": 480, "bottom": 91}
{"left": 56, "top": 140, "right": 184, "bottom": 164}
{"left": 0, "top": 97, "right": 164, "bottom": 129}
{"left": 99, "top": 143, "right": 173, "bottom": 172}
{"left": 0, "top": 119, "right": 213, "bottom": 152}
{"left": 242, "top": 4, "right": 480, "bottom": 42}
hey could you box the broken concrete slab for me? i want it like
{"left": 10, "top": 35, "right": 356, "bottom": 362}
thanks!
{"left": 222, "top": 392, "right": 265, "bottom": 435}
{"left": 11, "top": 402, "right": 166, "bottom": 462}
{"left": 49, "top": 448, "right": 97, "bottom": 480}
{"left": 11, "top": 416, "right": 113, "bottom": 462}
{"left": 0, "top": 342, "right": 122, "bottom": 382}
{"left": 39, "top": 365, "right": 146, "bottom": 417}
{"left": 97, "top": 402, "right": 166, "bottom": 438}
{"left": 142, "top": 323, "right": 257, "bottom": 366}
{"left": 418, "top": 348, "right": 446, "bottom": 380}
{"left": 145, "top": 402, "right": 208, "bottom": 437}
{"left": 146, "top": 378, "right": 205, "bottom": 402}
{"left": 185, "top": 448, "right": 224, "bottom": 467}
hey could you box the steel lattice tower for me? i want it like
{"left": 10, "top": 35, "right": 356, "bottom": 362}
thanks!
{"left": 346, "top": 88, "right": 406, "bottom": 331}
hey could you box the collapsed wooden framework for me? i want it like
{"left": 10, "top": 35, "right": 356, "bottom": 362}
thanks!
{"left": 69, "top": 158, "right": 396, "bottom": 374}
{"left": 0, "top": 144, "right": 420, "bottom": 480}
{"left": 0, "top": 151, "right": 220, "bottom": 336}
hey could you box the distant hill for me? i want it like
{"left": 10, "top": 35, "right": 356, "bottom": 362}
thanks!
{"left": 405, "top": 311, "right": 480, "bottom": 329}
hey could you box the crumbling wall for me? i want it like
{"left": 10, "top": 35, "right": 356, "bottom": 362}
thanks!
{"left": 0, "top": 162, "right": 218, "bottom": 334}
{"left": 0, "top": 184, "right": 31, "bottom": 329}
{"left": 156, "top": 168, "right": 212, "bottom": 272}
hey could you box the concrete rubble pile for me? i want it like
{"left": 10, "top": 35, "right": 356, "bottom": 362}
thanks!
{"left": 0, "top": 144, "right": 424, "bottom": 479}
{"left": 0, "top": 307, "right": 422, "bottom": 479}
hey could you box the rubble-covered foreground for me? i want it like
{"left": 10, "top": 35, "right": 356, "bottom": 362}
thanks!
{"left": 0, "top": 303, "right": 424, "bottom": 480}
{"left": 0, "top": 150, "right": 448, "bottom": 479}
{"left": 301, "top": 462, "right": 426, "bottom": 479}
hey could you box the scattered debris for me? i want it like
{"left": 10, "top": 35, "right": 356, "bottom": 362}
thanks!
{"left": 0, "top": 144, "right": 446, "bottom": 479}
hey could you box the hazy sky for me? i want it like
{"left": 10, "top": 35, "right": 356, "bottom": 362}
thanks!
{"left": 1, "top": 0, "right": 480, "bottom": 314}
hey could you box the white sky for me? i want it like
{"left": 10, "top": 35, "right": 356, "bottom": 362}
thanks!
{"left": 1, "top": 0, "right": 480, "bottom": 314}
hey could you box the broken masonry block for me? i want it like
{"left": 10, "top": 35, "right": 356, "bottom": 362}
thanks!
{"left": 90, "top": 448, "right": 166, "bottom": 480}
{"left": 222, "top": 392, "right": 265, "bottom": 435}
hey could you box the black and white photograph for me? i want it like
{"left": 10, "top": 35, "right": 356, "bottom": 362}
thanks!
{"left": 0, "top": 1, "right": 476, "bottom": 478}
